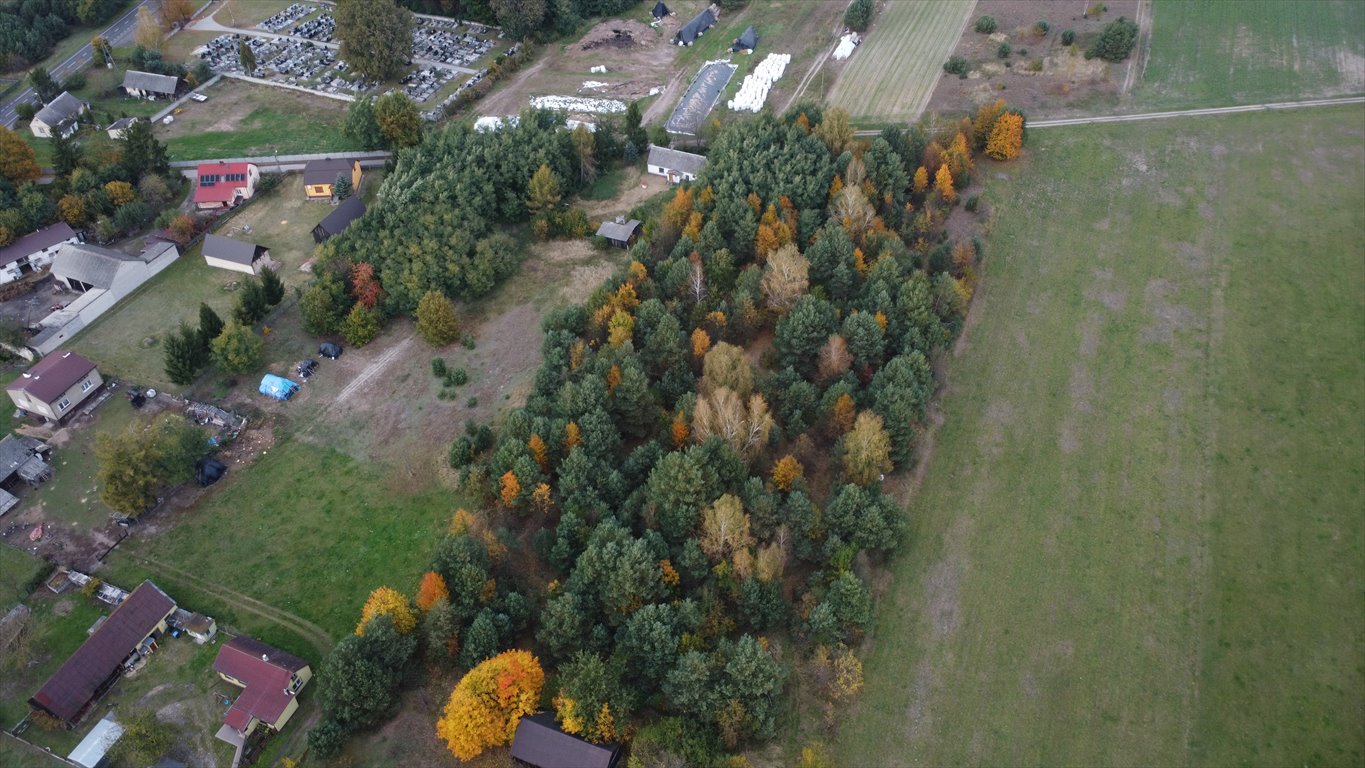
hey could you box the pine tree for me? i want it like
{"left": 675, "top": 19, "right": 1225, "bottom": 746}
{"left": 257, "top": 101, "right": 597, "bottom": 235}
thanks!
{"left": 211, "top": 321, "right": 263, "bottom": 374}
{"left": 333, "top": 172, "right": 353, "bottom": 200}
{"left": 260, "top": 267, "right": 285, "bottom": 306}
{"left": 197, "top": 303, "right": 223, "bottom": 349}
{"left": 163, "top": 323, "right": 200, "bottom": 385}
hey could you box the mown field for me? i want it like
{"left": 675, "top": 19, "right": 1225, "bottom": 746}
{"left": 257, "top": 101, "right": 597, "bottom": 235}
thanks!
{"left": 1140, "top": 0, "right": 1365, "bottom": 108}
{"left": 824, "top": 0, "right": 975, "bottom": 122}
{"left": 840, "top": 106, "right": 1365, "bottom": 765}
{"left": 155, "top": 77, "right": 359, "bottom": 161}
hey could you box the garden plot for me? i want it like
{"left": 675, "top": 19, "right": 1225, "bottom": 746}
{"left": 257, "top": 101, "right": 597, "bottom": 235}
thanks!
{"left": 666, "top": 59, "right": 736, "bottom": 134}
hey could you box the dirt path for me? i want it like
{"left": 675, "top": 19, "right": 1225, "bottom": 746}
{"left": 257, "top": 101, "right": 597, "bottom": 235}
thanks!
{"left": 642, "top": 68, "right": 686, "bottom": 125}
{"left": 1122, "top": 0, "right": 1153, "bottom": 95}
{"left": 480, "top": 55, "right": 552, "bottom": 115}
{"left": 335, "top": 333, "right": 415, "bottom": 406}
{"left": 122, "top": 553, "right": 335, "bottom": 654}
{"left": 781, "top": 13, "right": 847, "bottom": 113}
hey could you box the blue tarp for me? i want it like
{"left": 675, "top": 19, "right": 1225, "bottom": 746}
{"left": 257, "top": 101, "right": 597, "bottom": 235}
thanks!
{"left": 259, "top": 374, "right": 300, "bottom": 401}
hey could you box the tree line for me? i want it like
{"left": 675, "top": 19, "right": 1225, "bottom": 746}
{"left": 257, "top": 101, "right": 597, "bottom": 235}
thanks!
{"left": 306, "top": 101, "right": 1026, "bottom": 762}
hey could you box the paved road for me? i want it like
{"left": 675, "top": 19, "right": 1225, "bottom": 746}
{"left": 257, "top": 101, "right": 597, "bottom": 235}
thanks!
{"left": 0, "top": 0, "right": 152, "bottom": 129}
{"left": 851, "top": 96, "right": 1365, "bottom": 137}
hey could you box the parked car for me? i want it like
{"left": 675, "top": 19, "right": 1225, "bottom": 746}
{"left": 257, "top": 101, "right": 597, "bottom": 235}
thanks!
{"left": 189, "top": 92, "right": 208, "bottom": 102}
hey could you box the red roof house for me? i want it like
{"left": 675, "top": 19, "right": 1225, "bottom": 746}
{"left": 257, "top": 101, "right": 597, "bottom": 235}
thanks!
{"left": 213, "top": 636, "right": 312, "bottom": 737}
{"left": 29, "top": 581, "right": 176, "bottom": 725}
{"left": 193, "top": 162, "right": 260, "bottom": 210}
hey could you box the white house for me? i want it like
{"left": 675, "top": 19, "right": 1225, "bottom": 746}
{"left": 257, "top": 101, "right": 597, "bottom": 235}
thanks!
{"left": 0, "top": 223, "right": 80, "bottom": 286}
{"left": 30, "top": 241, "right": 180, "bottom": 355}
{"left": 647, "top": 145, "right": 707, "bottom": 183}
{"left": 121, "top": 70, "right": 178, "bottom": 100}
{"left": 106, "top": 116, "right": 140, "bottom": 140}
{"left": 5, "top": 351, "right": 103, "bottom": 422}
{"left": 30, "top": 92, "right": 88, "bottom": 139}
{"left": 202, "top": 233, "right": 270, "bottom": 275}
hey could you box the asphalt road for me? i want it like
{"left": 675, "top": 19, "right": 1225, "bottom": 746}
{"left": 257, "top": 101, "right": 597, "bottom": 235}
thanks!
{"left": 1, "top": 0, "right": 151, "bottom": 129}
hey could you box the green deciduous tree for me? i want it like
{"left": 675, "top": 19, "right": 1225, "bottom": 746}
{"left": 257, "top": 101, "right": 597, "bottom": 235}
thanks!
{"left": 0, "top": 127, "right": 41, "bottom": 186}
{"left": 343, "top": 302, "right": 382, "bottom": 346}
{"left": 1086, "top": 16, "right": 1139, "bottom": 61}
{"left": 416, "top": 290, "right": 461, "bottom": 346}
{"left": 120, "top": 118, "right": 170, "bottom": 180}
{"left": 96, "top": 413, "right": 205, "bottom": 517}
{"left": 843, "top": 0, "right": 873, "bottom": 31}
{"left": 300, "top": 271, "right": 348, "bottom": 335}
{"left": 106, "top": 709, "right": 175, "bottom": 767}
{"left": 337, "top": 0, "right": 415, "bottom": 81}
{"left": 211, "top": 320, "right": 263, "bottom": 374}
{"left": 344, "top": 96, "right": 386, "bottom": 150}
{"left": 375, "top": 91, "right": 422, "bottom": 148}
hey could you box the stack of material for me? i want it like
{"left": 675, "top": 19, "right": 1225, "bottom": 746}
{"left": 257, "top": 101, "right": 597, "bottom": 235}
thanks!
{"left": 530, "top": 94, "right": 627, "bottom": 113}
{"left": 727, "top": 53, "right": 791, "bottom": 112}
{"left": 833, "top": 32, "right": 859, "bottom": 60}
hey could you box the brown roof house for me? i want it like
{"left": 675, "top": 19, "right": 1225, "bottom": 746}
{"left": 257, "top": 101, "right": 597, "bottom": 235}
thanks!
{"left": 302, "top": 158, "right": 363, "bottom": 200}
{"left": 212, "top": 636, "right": 311, "bottom": 763}
{"left": 30, "top": 581, "right": 176, "bottom": 726}
{"left": 203, "top": 234, "right": 270, "bottom": 275}
{"left": 6, "top": 351, "right": 102, "bottom": 422}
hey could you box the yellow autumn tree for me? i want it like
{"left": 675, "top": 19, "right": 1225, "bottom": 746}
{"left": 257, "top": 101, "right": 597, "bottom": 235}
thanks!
{"left": 531, "top": 483, "right": 553, "bottom": 514}
{"left": 607, "top": 309, "right": 634, "bottom": 347}
{"left": 843, "top": 411, "right": 893, "bottom": 485}
{"left": 934, "top": 163, "right": 956, "bottom": 203}
{"left": 528, "top": 434, "right": 548, "bottom": 470}
{"left": 500, "top": 471, "right": 521, "bottom": 507}
{"left": 104, "top": 181, "right": 136, "bottom": 206}
{"left": 671, "top": 410, "right": 690, "bottom": 448}
{"left": 971, "top": 98, "right": 1008, "bottom": 149}
{"left": 415, "top": 572, "right": 450, "bottom": 613}
{"left": 986, "top": 112, "right": 1024, "bottom": 160}
{"left": 606, "top": 364, "right": 622, "bottom": 393}
{"left": 830, "top": 392, "right": 856, "bottom": 433}
{"left": 912, "top": 166, "right": 929, "bottom": 196}
{"left": 435, "top": 650, "right": 545, "bottom": 760}
{"left": 771, "top": 455, "right": 804, "bottom": 491}
{"left": 691, "top": 327, "right": 712, "bottom": 358}
{"left": 357, "top": 586, "right": 417, "bottom": 635}
{"left": 565, "top": 421, "right": 581, "bottom": 450}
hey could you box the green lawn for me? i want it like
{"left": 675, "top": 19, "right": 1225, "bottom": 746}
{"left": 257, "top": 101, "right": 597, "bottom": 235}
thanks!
{"left": 839, "top": 106, "right": 1365, "bottom": 766}
{"left": 0, "top": 595, "right": 105, "bottom": 730}
{"left": 155, "top": 77, "right": 360, "bottom": 162}
{"left": 15, "top": 399, "right": 143, "bottom": 531}
{"left": 1140, "top": 0, "right": 1365, "bottom": 108}
{"left": 0, "top": 370, "right": 21, "bottom": 437}
{"left": 0, "top": 545, "right": 45, "bottom": 607}
{"left": 67, "top": 175, "right": 353, "bottom": 391}
{"left": 104, "top": 439, "right": 463, "bottom": 644}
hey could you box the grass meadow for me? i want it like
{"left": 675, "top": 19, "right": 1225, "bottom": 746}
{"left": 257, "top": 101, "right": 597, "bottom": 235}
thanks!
{"left": 824, "top": 0, "right": 974, "bottom": 123}
{"left": 1140, "top": 0, "right": 1365, "bottom": 108}
{"left": 839, "top": 106, "right": 1365, "bottom": 765}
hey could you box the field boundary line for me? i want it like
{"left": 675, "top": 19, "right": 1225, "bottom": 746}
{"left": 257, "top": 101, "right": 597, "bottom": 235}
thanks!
{"left": 335, "top": 333, "right": 415, "bottom": 405}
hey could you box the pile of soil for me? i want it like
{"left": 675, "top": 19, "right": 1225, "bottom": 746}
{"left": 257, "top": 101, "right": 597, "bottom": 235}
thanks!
{"left": 577, "top": 19, "right": 657, "bottom": 51}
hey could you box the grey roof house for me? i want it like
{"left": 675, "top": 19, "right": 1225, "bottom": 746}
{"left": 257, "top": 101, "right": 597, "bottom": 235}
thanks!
{"left": 647, "top": 145, "right": 707, "bottom": 183}
{"left": 106, "top": 116, "right": 140, "bottom": 140}
{"left": 203, "top": 234, "right": 270, "bottom": 275}
{"left": 30, "top": 242, "right": 180, "bottom": 355}
{"left": 0, "top": 222, "right": 79, "bottom": 286}
{"left": 30, "top": 92, "right": 88, "bottom": 139}
{"left": 312, "top": 196, "right": 366, "bottom": 243}
{"left": 121, "top": 70, "right": 179, "bottom": 99}
{"left": 596, "top": 218, "right": 642, "bottom": 249}
{"left": 510, "top": 713, "right": 622, "bottom": 768}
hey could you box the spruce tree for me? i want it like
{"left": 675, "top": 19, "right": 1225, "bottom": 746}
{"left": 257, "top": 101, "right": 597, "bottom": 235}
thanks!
{"left": 259, "top": 267, "right": 285, "bottom": 307}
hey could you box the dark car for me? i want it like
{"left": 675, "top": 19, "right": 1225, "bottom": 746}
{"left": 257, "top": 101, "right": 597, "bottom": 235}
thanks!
{"left": 319, "top": 342, "right": 342, "bottom": 359}
{"left": 296, "top": 359, "right": 319, "bottom": 378}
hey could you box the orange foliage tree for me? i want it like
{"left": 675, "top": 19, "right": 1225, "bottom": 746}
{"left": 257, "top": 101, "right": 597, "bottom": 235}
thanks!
{"left": 528, "top": 434, "right": 548, "bottom": 469}
{"left": 771, "top": 455, "right": 804, "bottom": 491}
{"left": 912, "top": 166, "right": 929, "bottom": 196}
{"left": 934, "top": 163, "right": 956, "bottom": 203}
{"left": 565, "top": 421, "right": 581, "bottom": 450}
{"left": 416, "top": 572, "right": 450, "bottom": 613}
{"left": 357, "top": 586, "right": 417, "bottom": 635}
{"left": 500, "top": 471, "right": 521, "bottom": 507}
{"left": 986, "top": 112, "right": 1024, "bottom": 160}
{"left": 351, "top": 262, "right": 383, "bottom": 308}
{"left": 435, "top": 650, "right": 545, "bottom": 760}
{"left": 671, "top": 410, "right": 690, "bottom": 448}
{"left": 691, "top": 328, "right": 712, "bottom": 359}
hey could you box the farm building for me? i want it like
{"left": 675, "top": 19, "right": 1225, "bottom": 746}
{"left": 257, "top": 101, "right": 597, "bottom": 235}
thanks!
{"left": 30, "top": 91, "right": 87, "bottom": 138}
{"left": 596, "top": 218, "right": 642, "bottom": 248}
{"left": 67, "top": 712, "right": 124, "bottom": 768}
{"left": 121, "top": 70, "right": 179, "bottom": 100}
{"left": 0, "top": 434, "right": 52, "bottom": 514}
{"left": 674, "top": 7, "right": 716, "bottom": 45}
{"left": 5, "top": 351, "right": 102, "bottom": 423}
{"left": 106, "top": 116, "right": 139, "bottom": 140}
{"left": 31, "top": 241, "right": 181, "bottom": 355}
{"left": 0, "top": 222, "right": 79, "bottom": 286}
{"left": 312, "top": 196, "right": 367, "bottom": 243}
{"left": 193, "top": 162, "right": 261, "bottom": 210}
{"left": 731, "top": 25, "right": 758, "bottom": 53}
{"left": 203, "top": 234, "right": 270, "bottom": 275}
{"left": 302, "top": 158, "right": 363, "bottom": 200}
{"left": 212, "top": 635, "right": 311, "bottom": 745}
{"left": 647, "top": 146, "right": 707, "bottom": 183}
{"left": 29, "top": 581, "right": 176, "bottom": 726}
{"left": 651, "top": 1, "right": 671, "bottom": 19}
{"left": 510, "top": 713, "right": 623, "bottom": 768}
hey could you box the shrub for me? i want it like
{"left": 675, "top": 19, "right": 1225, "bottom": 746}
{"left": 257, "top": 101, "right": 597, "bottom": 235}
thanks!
{"left": 965, "top": 195, "right": 980, "bottom": 212}
{"left": 1026, "top": 58, "right": 1043, "bottom": 72}
{"left": 1085, "top": 3, "right": 1107, "bottom": 18}
{"left": 943, "top": 56, "right": 970, "bottom": 76}
{"left": 450, "top": 436, "right": 476, "bottom": 468}
{"left": 997, "top": 42, "right": 1011, "bottom": 58}
{"left": 446, "top": 368, "right": 469, "bottom": 387}
{"left": 1018, "top": 48, "right": 1028, "bottom": 56}
{"left": 974, "top": 15, "right": 996, "bottom": 34}
{"left": 432, "top": 358, "right": 447, "bottom": 378}
{"left": 1086, "top": 16, "right": 1138, "bottom": 61}
{"left": 466, "top": 396, "right": 478, "bottom": 408}
{"left": 1061, "top": 29, "right": 1076, "bottom": 46}
{"left": 1035, "top": 20, "right": 1049, "bottom": 35}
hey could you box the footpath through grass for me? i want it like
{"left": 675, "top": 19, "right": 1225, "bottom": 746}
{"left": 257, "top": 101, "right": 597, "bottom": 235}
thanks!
{"left": 1140, "top": 0, "right": 1365, "bottom": 108}
{"left": 839, "top": 106, "right": 1365, "bottom": 765}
